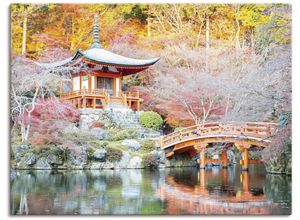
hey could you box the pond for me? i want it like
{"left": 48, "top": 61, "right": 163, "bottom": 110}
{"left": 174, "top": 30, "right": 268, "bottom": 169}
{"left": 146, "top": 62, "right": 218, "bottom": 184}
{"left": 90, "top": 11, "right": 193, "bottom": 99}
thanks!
{"left": 10, "top": 165, "right": 291, "bottom": 215}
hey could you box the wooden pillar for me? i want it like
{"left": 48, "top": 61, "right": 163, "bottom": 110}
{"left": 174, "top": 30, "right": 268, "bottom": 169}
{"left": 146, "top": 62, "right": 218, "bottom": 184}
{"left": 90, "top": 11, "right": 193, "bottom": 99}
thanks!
{"left": 199, "top": 169, "right": 206, "bottom": 189}
{"left": 93, "top": 98, "right": 96, "bottom": 109}
{"left": 199, "top": 148, "right": 206, "bottom": 169}
{"left": 83, "top": 97, "right": 86, "bottom": 109}
{"left": 242, "top": 171, "right": 250, "bottom": 193}
{"left": 221, "top": 150, "right": 228, "bottom": 168}
{"left": 221, "top": 169, "right": 228, "bottom": 186}
{"left": 242, "top": 148, "right": 249, "bottom": 171}
{"left": 80, "top": 75, "right": 82, "bottom": 90}
{"left": 137, "top": 100, "right": 140, "bottom": 111}
{"left": 88, "top": 74, "right": 91, "bottom": 92}
{"left": 129, "top": 100, "right": 132, "bottom": 109}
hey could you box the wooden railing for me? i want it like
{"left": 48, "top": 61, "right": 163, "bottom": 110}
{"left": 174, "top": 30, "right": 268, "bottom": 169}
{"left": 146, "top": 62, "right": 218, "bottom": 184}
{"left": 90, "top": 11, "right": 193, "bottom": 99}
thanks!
{"left": 161, "top": 122, "right": 278, "bottom": 149}
{"left": 123, "top": 91, "right": 139, "bottom": 98}
{"left": 60, "top": 89, "right": 106, "bottom": 98}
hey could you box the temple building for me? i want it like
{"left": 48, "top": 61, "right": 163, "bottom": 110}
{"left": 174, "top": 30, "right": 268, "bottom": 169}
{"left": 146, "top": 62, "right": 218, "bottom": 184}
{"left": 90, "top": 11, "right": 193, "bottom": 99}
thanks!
{"left": 36, "top": 15, "right": 159, "bottom": 111}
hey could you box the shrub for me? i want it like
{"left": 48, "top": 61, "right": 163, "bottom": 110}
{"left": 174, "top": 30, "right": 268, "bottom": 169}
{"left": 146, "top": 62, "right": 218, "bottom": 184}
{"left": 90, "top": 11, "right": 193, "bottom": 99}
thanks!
{"left": 142, "top": 154, "right": 159, "bottom": 168}
{"left": 106, "top": 147, "right": 123, "bottom": 162}
{"left": 139, "top": 111, "right": 163, "bottom": 130}
{"left": 139, "top": 139, "right": 156, "bottom": 153}
{"left": 106, "top": 128, "right": 139, "bottom": 141}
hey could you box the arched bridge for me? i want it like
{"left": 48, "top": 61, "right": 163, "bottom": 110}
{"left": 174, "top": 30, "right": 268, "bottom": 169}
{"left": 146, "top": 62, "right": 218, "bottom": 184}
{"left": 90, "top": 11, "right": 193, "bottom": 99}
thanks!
{"left": 160, "top": 122, "right": 277, "bottom": 171}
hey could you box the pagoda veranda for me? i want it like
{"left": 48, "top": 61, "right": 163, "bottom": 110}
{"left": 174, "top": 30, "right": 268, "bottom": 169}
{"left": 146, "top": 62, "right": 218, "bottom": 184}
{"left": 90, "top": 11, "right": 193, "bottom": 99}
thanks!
{"left": 35, "top": 15, "right": 160, "bottom": 132}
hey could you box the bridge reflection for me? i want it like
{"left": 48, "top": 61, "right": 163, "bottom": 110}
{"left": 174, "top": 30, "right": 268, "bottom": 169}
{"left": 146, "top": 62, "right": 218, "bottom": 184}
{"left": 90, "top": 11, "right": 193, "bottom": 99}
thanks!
{"left": 157, "top": 168, "right": 276, "bottom": 215}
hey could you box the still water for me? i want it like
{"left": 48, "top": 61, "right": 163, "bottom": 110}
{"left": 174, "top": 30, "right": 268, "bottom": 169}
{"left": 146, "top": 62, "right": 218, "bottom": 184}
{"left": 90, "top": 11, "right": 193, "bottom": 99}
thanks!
{"left": 11, "top": 165, "right": 291, "bottom": 215}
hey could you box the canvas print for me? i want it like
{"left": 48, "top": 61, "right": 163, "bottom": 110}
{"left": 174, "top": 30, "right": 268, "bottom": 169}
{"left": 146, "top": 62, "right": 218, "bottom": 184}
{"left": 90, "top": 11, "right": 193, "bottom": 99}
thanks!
{"left": 10, "top": 3, "right": 291, "bottom": 215}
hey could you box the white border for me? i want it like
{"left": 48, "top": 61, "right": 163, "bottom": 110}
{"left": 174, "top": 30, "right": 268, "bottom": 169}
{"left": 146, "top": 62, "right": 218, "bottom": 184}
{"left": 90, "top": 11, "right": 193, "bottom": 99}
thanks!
{"left": 1, "top": 0, "right": 299, "bottom": 220}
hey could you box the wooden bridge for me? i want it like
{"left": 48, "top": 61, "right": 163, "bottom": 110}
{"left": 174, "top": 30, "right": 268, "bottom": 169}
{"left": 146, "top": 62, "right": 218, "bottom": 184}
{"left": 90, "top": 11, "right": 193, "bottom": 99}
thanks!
{"left": 160, "top": 122, "right": 277, "bottom": 171}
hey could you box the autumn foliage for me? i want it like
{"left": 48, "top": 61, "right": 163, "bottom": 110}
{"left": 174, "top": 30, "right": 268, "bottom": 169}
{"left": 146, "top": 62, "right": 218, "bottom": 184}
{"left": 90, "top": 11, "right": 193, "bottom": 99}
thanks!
{"left": 25, "top": 99, "right": 80, "bottom": 146}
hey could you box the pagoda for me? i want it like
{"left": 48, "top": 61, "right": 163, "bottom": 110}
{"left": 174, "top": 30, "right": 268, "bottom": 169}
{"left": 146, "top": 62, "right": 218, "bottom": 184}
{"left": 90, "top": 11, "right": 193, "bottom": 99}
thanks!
{"left": 36, "top": 15, "right": 159, "bottom": 111}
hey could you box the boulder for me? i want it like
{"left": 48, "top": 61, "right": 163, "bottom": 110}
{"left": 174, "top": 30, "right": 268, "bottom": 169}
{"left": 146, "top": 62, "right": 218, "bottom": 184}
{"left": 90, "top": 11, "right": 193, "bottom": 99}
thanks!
{"left": 24, "top": 153, "right": 36, "bottom": 165}
{"left": 35, "top": 157, "right": 52, "bottom": 169}
{"left": 93, "top": 148, "right": 107, "bottom": 161}
{"left": 150, "top": 150, "right": 165, "bottom": 164}
{"left": 117, "top": 152, "right": 131, "bottom": 168}
{"left": 128, "top": 156, "right": 143, "bottom": 169}
{"left": 121, "top": 139, "right": 141, "bottom": 151}
{"left": 10, "top": 169, "right": 17, "bottom": 181}
{"left": 47, "top": 154, "right": 62, "bottom": 165}
{"left": 90, "top": 128, "right": 107, "bottom": 140}
{"left": 68, "top": 147, "right": 88, "bottom": 165}
{"left": 90, "top": 161, "right": 115, "bottom": 169}
{"left": 11, "top": 144, "right": 30, "bottom": 162}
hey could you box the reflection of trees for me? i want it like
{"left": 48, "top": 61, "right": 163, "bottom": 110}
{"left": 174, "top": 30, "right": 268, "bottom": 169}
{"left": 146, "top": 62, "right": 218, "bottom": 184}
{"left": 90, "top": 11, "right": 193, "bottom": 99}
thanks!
{"left": 11, "top": 169, "right": 163, "bottom": 215}
{"left": 264, "top": 174, "right": 291, "bottom": 212}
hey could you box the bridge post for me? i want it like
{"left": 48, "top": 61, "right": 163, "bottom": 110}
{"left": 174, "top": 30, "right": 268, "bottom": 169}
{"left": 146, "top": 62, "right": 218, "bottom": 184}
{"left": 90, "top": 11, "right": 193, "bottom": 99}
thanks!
{"left": 242, "top": 171, "right": 250, "bottom": 193}
{"left": 221, "top": 151, "right": 228, "bottom": 168}
{"left": 241, "top": 148, "right": 249, "bottom": 171}
{"left": 199, "top": 147, "right": 206, "bottom": 169}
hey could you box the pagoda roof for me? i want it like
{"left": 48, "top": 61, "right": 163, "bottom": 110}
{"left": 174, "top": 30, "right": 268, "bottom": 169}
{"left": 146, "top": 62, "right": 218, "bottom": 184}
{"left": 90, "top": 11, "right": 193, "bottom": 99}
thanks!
{"left": 35, "top": 48, "right": 159, "bottom": 69}
{"left": 35, "top": 15, "right": 159, "bottom": 75}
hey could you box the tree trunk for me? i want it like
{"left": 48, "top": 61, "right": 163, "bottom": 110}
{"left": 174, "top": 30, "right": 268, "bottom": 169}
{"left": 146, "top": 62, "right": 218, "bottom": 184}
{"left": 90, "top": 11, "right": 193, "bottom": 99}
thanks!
{"left": 205, "top": 12, "right": 210, "bottom": 72}
{"left": 250, "top": 27, "right": 255, "bottom": 54}
{"left": 21, "top": 5, "right": 28, "bottom": 57}
{"left": 195, "top": 22, "right": 203, "bottom": 48}
{"left": 234, "top": 5, "right": 241, "bottom": 50}
{"left": 147, "top": 16, "right": 151, "bottom": 38}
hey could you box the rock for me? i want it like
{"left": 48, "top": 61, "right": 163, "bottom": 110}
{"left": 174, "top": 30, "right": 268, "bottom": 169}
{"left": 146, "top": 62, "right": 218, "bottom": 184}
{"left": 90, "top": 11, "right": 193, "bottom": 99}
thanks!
{"left": 11, "top": 144, "right": 30, "bottom": 162}
{"left": 35, "top": 157, "right": 52, "bottom": 169}
{"left": 90, "top": 161, "right": 115, "bottom": 169}
{"left": 93, "top": 149, "right": 107, "bottom": 161}
{"left": 10, "top": 169, "right": 17, "bottom": 181}
{"left": 150, "top": 150, "right": 165, "bottom": 164}
{"left": 121, "top": 139, "right": 141, "bottom": 151}
{"left": 128, "top": 156, "right": 142, "bottom": 169}
{"left": 64, "top": 123, "right": 79, "bottom": 133}
{"left": 17, "top": 152, "right": 36, "bottom": 169}
{"left": 90, "top": 128, "right": 107, "bottom": 140}
{"left": 117, "top": 152, "right": 131, "bottom": 168}
{"left": 47, "top": 154, "right": 61, "bottom": 165}
{"left": 68, "top": 147, "right": 88, "bottom": 165}
{"left": 25, "top": 153, "right": 36, "bottom": 165}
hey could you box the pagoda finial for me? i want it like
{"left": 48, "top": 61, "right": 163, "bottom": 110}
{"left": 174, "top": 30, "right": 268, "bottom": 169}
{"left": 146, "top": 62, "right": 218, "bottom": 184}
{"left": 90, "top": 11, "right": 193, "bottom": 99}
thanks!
{"left": 90, "top": 15, "right": 102, "bottom": 49}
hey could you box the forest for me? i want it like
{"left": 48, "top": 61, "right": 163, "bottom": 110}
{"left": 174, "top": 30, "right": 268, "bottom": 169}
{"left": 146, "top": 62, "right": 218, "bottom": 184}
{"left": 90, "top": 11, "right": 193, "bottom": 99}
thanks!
{"left": 10, "top": 4, "right": 292, "bottom": 173}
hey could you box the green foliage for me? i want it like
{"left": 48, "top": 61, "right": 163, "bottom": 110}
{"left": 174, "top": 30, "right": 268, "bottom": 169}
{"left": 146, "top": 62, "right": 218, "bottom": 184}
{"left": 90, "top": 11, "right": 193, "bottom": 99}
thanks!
{"left": 141, "top": 201, "right": 163, "bottom": 215}
{"left": 139, "top": 139, "right": 156, "bottom": 153}
{"left": 87, "top": 146, "right": 97, "bottom": 159}
{"left": 139, "top": 111, "right": 163, "bottom": 130}
{"left": 124, "top": 4, "right": 147, "bottom": 23}
{"left": 142, "top": 154, "right": 158, "bottom": 168}
{"left": 64, "top": 132, "right": 101, "bottom": 147}
{"left": 106, "top": 147, "right": 123, "bottom": 162}
{"left": 106, "top": 128, "right": 139, "bottom": 141}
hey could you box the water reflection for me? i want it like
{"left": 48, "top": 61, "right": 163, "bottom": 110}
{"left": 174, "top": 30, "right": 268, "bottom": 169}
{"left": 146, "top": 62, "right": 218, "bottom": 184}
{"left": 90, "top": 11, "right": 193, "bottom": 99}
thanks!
{"left": 10, "top": 165, "right": 291, "bottom": 215}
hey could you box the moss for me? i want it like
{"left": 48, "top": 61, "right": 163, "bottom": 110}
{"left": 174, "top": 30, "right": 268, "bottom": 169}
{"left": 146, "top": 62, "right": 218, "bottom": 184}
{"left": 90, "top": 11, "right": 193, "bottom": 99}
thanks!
{"left": 64, "top": 132, "right": 101, "bottom": 147}
{"left": 106, "top": 147, "right": 123, "bottom": 162}
{"left": 87, "top": 146, "right": 97, "bottom": 159}
{"left": 139, "top": 111, "right": 163, "bottom": 130}
{"left": 139, "top": 139, "right": 156, "bottom": 153}
{"left": 106, "top": 128, "right": 139, "bottom": 141}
